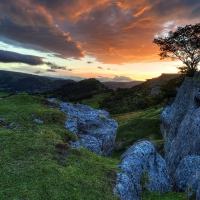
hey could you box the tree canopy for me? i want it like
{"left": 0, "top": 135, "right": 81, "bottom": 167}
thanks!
{"left": 153, "top": 23, "right": 200, "bottom": 76}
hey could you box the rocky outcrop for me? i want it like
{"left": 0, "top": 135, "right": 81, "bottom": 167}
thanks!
{"left": 60, "top": 102, "right": 118, "bottom": 157}
{"left": 160, "top": 76, "right": 200, "bottom": 198}
{"left": 175, "top": 156, "right": 200, "bottom": 199}
{"left": 151, "top": 86, "right": 161, "bottom": 95}
{"left": 160, "top": 77, "right": 200, "bottom": 179}
{"left": 114, "top": 141, "right": 171, "bottom": 200}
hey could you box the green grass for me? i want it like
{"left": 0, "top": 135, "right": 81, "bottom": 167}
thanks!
{"left": 141, "top": 191, "right": 188, "bottom": 200}
{"left": 0, "top": 95, "right": 119, "bottom": 199}
{"left": 0, "top": 92, "right": 9, "bottom": 97}
{"left": 112, "top": 105, "right": 164, "bottom": 158}
{"left": 82, "top": 93, "right": 111, "bottom": 109}
{"left": 15, "top": 92, "right": 29, "bottom": 95}
{"left": 0, "top": 95, "right": 190, "bottom": 199}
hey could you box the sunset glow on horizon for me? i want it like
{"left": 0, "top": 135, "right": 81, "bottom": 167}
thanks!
{"left": 0, "top": 0, "right": 199, "bottom": 81}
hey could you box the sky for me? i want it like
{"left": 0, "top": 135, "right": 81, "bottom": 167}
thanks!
{"left": 0, "top": 0, "right": 200, "bottom": 82}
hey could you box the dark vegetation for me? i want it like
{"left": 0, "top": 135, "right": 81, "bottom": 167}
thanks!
{"left": 154, "top": 23, "right": 200, "bottom": 77}
{"left": 99, "top": 74, "right": 184, "bottom": 114}
{"left": 0, "top": 70, "right": 74, "bottom": 94}
{"left": 102, "top": 80, "right": 143, "bottom": 90}
{"left": 46, "top": 78, "right": 111, "bottom": 102}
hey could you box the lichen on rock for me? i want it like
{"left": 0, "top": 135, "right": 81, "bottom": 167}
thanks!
{"left": 114, "top": 141, "right": 171, "bottom": 200}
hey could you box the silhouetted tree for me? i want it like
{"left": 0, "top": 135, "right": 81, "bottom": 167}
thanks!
{"left": 153, "top": 23, "right": 200, "bottom": 76}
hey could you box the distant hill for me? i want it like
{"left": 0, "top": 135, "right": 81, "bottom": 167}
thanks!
{"left": 141, "top": 73, "right": 179, "bottom": 88}
{"left": 102, "top": 81, "right": 143, "bottom": 90}
{"left": 0, "top": 70, "right": 74, "bottom": 93}
{"left": 48, "top": 78, "right": 111, "bottom": 102}
{"left": 99, "top": 73, "right": 184, "bottom": 114}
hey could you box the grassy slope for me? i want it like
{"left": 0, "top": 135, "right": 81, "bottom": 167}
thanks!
{"left": 0, "top": 95, "right": 119, "bottom": 200}
{"left": 0, "top": 95, "right": 188, "bottom": 199}
{"left": 0, "top": 92, "right": 9, "bottom": 97}
{"left": 82, "top": 93, "right": 111, "bottom": 109}
{"left": 141, "top": 192, "right": 187, "bottom": 200}
{"left": 112, "top": 105, "right": 164, "bottom": 158}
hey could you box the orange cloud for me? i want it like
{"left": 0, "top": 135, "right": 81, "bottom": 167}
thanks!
{"left": 134, "top": 6, "right": 149, "bottom": 17}
{"left": 0, "top": 0, "right": 200, "bottom": 64}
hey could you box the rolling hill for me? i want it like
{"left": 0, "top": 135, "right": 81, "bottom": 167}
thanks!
{"left": 102, "top": 81, "right": 143, "bottom": 90}
{"left": 0, "top": 70, "right": 74, "bottom": 93}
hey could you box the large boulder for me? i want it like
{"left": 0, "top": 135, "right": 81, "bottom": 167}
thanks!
{"left": 160, "top": 77, "right": 200, "bottom": 179}
{"left": 114, "top": 141, "right": 171, "bottom": 200}
{"left": 175, "top": 156, "right": 200, "bottom": 199}
{"left": 60, "top": 102, "right": 118, "bottom": 157}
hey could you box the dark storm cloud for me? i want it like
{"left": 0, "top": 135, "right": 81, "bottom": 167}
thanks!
{"left": 45, "top": 62, "right": 67, "bottom": 70}
{"left": 148, "top": 0, "right": 200, "bottom": 19}
{"left": 34, "top": 70, "right": 43, "bottom": 74}
{"left": 46, "top": 69, "right": 56, "bottom": 72}
{"left": 0, "top": 50, "right": 43, "bottom": 65}
{"left": 0, "top": 18, "right": 84, "bottom": 59}
{"left": 0, "top": 0, "right": 53, "bottom": 26}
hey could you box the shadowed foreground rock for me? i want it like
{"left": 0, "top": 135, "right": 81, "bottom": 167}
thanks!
{"left": 160, "top": 76, "right": 200, "bottom": 199}
{"left": 60, "top": 102, "right": 118, "bottom": 157}
{"left": 175, "top": 156, "right": 200, "bottom": 198}
{"left": 114, "top": 141, "right": 171, "bottom": 200}
{"left": 160, "top": 77, "right": 200, "bottom": 179}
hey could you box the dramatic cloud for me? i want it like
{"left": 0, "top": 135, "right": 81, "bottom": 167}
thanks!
{"left": 0, "top": 50, "right": 43, "bottom": 65}
{"left": 0, "top": 0, "right": 200, "bottom": 64}
{"left": 97, "top": 75, "right": 133, "bottom": 82}
{"left": 45, "top": 62, "right": 67, "bottom": 70}
{"left": 113, "top": 76, "right": 133, "bottom": 82}
{"left": 46, "top": 69, "right": 56, "bottom": 72}
{"left": 34, "top": 70, "right": 43, "bottom": 74}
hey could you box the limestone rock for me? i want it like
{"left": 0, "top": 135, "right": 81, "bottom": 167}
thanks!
{"left": 175, "top": 156, "right": 200, "bottom": 192}
{"left": 33, "top": 118, "right": 44, "bottom": 124}
{"left": 160, "top": 78, "right": 200, "bottom": 179}
{"left": 60, "top": 102, "right": 118, "bottom": 157}
{"left": 114, "top": 141, "right": 171, "bottom": 200}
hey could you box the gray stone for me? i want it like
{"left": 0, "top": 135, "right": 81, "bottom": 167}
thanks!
{"left": 60, "top": 102, "right": 118, "bottom": 157}
{"left": 175, "top": 156, "right": 200, "bottom": 192}
{"left": 47, "top": 98, "right": 60, "bottom": 103}
{"left": 33, "top": 118, "right": 44, "bottom": 124}
{"left": 0, "top": 118, "right": 4, "bottom": 123}
{"left": 186, "top": 172, "right": 200, "bottom": 199}
{"left": 160, "top": 78, "right": 200, "bottom": 180}
{"left": 70, "top": 141, "right": 82, "bottom": 148}
{"left": 9, "top": 122, "right": 14, "bottom": 127}
{"left": 114, "top": 141, "right": 171, "bottom": 200}
{"left": 114, "top": 172, "right": 140, "bottom": 200}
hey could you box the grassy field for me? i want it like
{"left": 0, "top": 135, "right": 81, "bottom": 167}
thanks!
{"left": 141, "top": 191, "right": 188, "bottom": 200}
{"left": 112, "top": 105, "right": 164, "bottom": 158}
{"left": 0, "top": 95, "right": 119, "bottom": 200}
{"left": 82, "top": 93, "right": 111, "bottom": 109}
{"left": 0, "top": 95, "right": 189, "bottom": 199}
{"left": 0, "top": 92, "right": 9, "bottom": 97}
